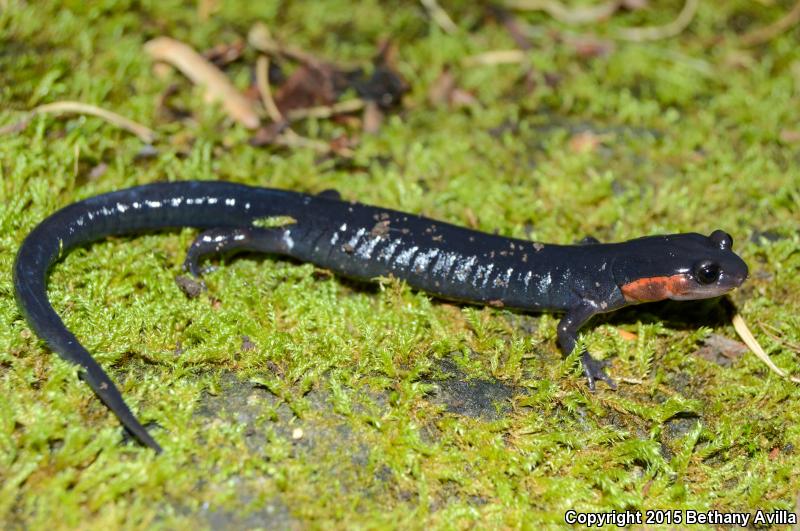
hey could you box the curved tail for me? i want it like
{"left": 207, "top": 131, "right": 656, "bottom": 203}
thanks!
{"left": 13, "top": 181, "right": 299, "bottom": 451}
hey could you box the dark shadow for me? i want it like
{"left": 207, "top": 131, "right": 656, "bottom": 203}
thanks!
{"left": 596, "top": 296, "right": 735, "bottom": 332}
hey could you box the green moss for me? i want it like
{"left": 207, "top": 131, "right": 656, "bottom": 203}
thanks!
{"left": 2, "top": 0, "right": 800, "bottom": 528}
{"left": 251, "top": 216, "right": 298, "bottom": 229}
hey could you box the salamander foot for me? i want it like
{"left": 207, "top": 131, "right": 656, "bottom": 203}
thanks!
{"left": 183, "top": 227, "right": 247, "bottom": 277}
{"left": 581, "top": 351, "right": 617, "bottom": 391}
{"left": 175, "top": 274, "right": 207, "bottom": 298}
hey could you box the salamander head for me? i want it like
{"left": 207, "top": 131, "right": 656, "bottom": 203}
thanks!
{"left": 615, "top": 230, "right": 748, "bottom": 303}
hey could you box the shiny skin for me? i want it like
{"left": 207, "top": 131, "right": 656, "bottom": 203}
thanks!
{"left": 13, "top": 181, "right": 749, "bottom": 452}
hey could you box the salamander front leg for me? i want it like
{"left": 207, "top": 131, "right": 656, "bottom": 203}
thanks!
{"left": 557, "top": 303, "right": 617, "bottom": 391}
{"left": 183, "top": 227, "right": 291, "bottom": 277}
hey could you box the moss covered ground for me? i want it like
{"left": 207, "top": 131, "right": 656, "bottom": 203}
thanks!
{"left": 1, "top": 0, "right": 799, "bottom": 528}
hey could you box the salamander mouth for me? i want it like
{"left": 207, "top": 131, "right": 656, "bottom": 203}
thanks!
{"left": 673, "top": 269, "right": 748, "bottom": 301}
{"left": 621, "top": 270, "right": 746, "bottom": 303}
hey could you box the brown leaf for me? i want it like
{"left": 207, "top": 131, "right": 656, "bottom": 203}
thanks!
{"left": 429, "top": 69, "right": 456, "bottom": 105}
{"left": 779, "top": 129, "right": 800, "bottom": 143}
{"left": 249, "top": 122, "right": 288, "bottom": 147}
{"left": 571, "top": 37, "right": 615, "bottom": 58}
{"left": 375, "top": 39, "right": 399, "bottom": 69}
{"left": 88, "top": 162, "right": 108, "bottom": 180}
{"left": 362, "top": 101, "right": 383, "bottom": 134}
{"left": 241, "top": 84, "right": 262, "bottom": 104}
{"left": 568, "top": 131, "right": 602, "bottom": 153}
{"left": 329, "top": 134, "right": 357, "bottom": 156}
{"left": 428, "top": 68, "right": 477, "bottom": 108}
{"left": 274, "top": 63, "right": 344, "bottom": 114}
{"left": 641, "top": 478, "right": 653, "bottom": 497}
{"left": 695, "top": 334, "right": 748, "bottom": 367}
{"left": 449, "top": 89, "right": 478, "bottom": 108}
{"left": 202, "top": 40, "right": 245, "bottom": 67}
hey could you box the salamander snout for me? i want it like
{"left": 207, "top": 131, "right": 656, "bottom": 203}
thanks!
{"left": 671, "top": 230, "right": 749, "bottom": 300}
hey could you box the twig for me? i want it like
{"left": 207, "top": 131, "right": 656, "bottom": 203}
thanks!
{"left": 462, "top": 49, "right": 527, "bottom": 66}
{"left": 616, "top": 0, "right": 698, "bottom": 42}
{"left": 740, "top": 0, "right": 800, "bottom": 47}
{"left": 248, "top": 22, "right": 322, "bottom": 66}
{"left": 253, "top": 52, "right": 352, "bottom": 157}
{"left": 505, "top": 0, "right": 621, "bottom": 25}
{"left": 759, "top": 322, "right": 800, "bottom": 354}
{"left": 272, "top": 133, "right": 331, "bottom": 152}
{"left": 420, "top": 0, "right": 458, "bottom": 33}
{"left": 32, "top": 101, "right": 156, "bottom": 142}
{"left": 255, "top": 54, "right": 284, "bottom": 123}
{"left": 144, "top": 37, "right": 260, "bottom": 129}
{"left": 264, "top": 127, "right": 355, "bottom": 158}
{"left": 286, "top": 99, "right": 366, "bottom": 121}
{"left": 732, "top": 313, "right": 800, "bottom": 384}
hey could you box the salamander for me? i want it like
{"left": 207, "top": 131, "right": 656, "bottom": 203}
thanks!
{"left": 13, "top": 181, "right": 749, "bottom": 452}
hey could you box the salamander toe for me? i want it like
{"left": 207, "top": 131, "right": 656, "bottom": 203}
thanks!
{"left": 581, "top": 351, "right": 617, "bottom": 391}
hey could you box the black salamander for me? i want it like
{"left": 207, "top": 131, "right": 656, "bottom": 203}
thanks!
{"left": 13, "top": 181, "right": 749, "bottom": 452}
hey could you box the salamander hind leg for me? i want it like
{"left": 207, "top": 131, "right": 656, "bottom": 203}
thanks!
{"left": 577, "top": 235, "right": 601, "bottom": 245}
{"left": 183, "top": 227, "right": 292, "bottom": 277}
{"left": 316, "top": 189, "right": 341, "bottom": 200}
{"left": 557, "top": 303, "right": 617, "bottom": 391}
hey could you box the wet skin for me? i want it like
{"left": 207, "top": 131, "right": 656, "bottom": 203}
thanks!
{"left": 13, "top": 181, "right": 749, "bottom": 452}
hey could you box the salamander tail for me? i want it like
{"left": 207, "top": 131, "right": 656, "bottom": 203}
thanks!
{"left": 13, "top": 225, "right": 163, "bottom": 452}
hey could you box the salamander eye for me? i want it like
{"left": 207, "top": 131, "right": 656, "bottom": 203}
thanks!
{"left": 695, "top": 261, "right": 721, "bottom": 284}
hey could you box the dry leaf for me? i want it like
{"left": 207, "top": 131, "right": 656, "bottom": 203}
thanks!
{"left": 144, "top": 37, "right": 260, "bottom": 129}
{"left": 428, "top": 69, "right": 477, "bottom": 108}
{"left": 275, "top": 63, "right": 343, "bottom": 114}
{"left": 362, "top": 101, "right": 383, "bottom": 134}
{"left": 779, "top": 129, "right": 800, "bottom": 143}
{"left": 569, "top": 131, "right": 602, "bottom": 153}
{"left": 249, "top": 122, "right": 288, "bottom": 147}
{"left": 695, "top": 333, "right": 748, "bottom": 367}
{"left": 202, "top": 40, "right": 245, "bottom": 67}
{"left": 429, "top": 69, "right": 456, "bottom": 105}
{"left": 570, "top": 37, "right": 615, "bottom": 58}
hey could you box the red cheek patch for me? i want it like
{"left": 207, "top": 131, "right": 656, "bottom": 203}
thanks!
{"left": 621, "top": 274, "right": 691, "bottom": 303}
